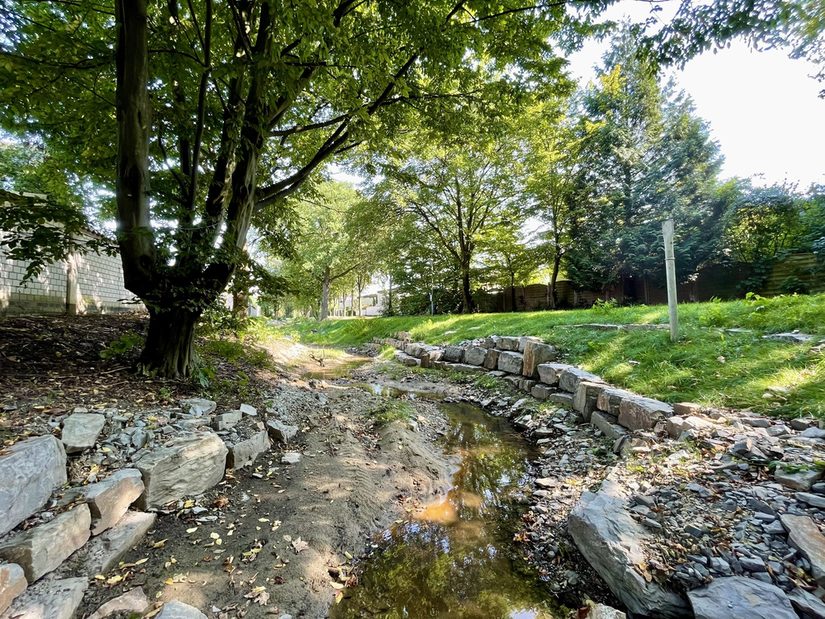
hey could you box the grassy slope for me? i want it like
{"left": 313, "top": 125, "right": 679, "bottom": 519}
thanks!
{"left": 269, "top": 294, "right": 825, "bottom": 418}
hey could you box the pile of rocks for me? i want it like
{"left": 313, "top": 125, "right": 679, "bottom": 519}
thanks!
{"left": 0, "top": 397, "right": 300, "bottom": 618}
{"left": 386, "top": 333, "right": 825, "bottom": 619}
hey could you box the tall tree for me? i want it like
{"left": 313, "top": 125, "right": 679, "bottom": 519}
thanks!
{"left": 0, "top": 0, "right": 591, "bottom": 376}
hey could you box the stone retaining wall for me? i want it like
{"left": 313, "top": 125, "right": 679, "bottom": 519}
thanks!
{"left": 380, "top": 333, "right": 687, "bottom": 442}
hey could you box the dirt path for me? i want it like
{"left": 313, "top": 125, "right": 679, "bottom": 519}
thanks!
{"left": 81, "top": 364, "right": 458, "bottom": 618}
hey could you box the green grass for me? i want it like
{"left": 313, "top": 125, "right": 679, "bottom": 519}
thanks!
{"left": 268, "top": 294, "right": 825, "bottom": 418}
{"left": 369, "top": 399, "right": 416, "bottom": 425}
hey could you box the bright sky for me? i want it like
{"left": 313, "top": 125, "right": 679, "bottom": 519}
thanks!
{"left": 567, "top": 2, "right": 825, "bottom": 189}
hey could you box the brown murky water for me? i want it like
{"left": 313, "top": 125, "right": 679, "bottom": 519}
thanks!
{"left": 331, "top": 401, "right": 564, "bottom": 619}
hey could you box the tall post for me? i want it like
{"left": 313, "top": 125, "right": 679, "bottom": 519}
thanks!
{"left": 662, "top": 218, "right": 678, "bottom": 342}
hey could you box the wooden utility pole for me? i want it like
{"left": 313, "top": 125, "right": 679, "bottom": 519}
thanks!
{"left": 662, "top": 219, "right": 679, "bottom": 342}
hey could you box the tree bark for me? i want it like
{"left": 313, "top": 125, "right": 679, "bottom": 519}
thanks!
{"left": 320, "top": 270, "right": 331, "bottom": 320}
{"left": 139, "top": 308, "right": 199, "bottom": 379}
{"left": 232, "top": 289, "right": 248, "bottom": 321}
{"left": 460, "top": 253, "right": 475, "bottom": 314}
{"left": 550, "top": 251, "right": 561, "bottom": 309}
{"left": 509, "top": 272, "right": 516, "bottom": 312}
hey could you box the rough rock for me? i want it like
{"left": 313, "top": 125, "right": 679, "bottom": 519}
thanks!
{"left": 0, "top": 436, "right": 67, "bottom": 536}
{"left": 518, "top": 336, "right": 542, "bottom": 353}
{"left": 88, "top": 587, "right": 149, "bottom": 619}
{"left": 79, "top": 511, "right": 156, "bottom": 574}
{"left": 463, "top": 346, "right": 487, "bottom": 366}
{"left": 156, "top": 599, "right": 208, "bottom": 619}
{"left": 227, "top": 431, "right": 270, "bottom": 469}
{"left": 394, "top": 351, "right": 420, "bottom": 367}
{"left": 497, "top": 351, "right": 524, "bottom": 375}
{"left": 0, "top": 576, "right": 87, "bottom": 619}
{"left": 775, "top": 464, "right": 823, "bottom": 491}
{"left": 673, "top": 402, "right": 703, "bottom": 416}
{"left": 442, "top": 346, "right": 465, "bottom": 363}
{"left": 0, "top": 564, "right": 26, "bottom": 615}
{"left": 617, "top": 395, "right": 673, "bottom": 431}
{"left": 687, "top": 576, "right": 796, "bottom": 619}
{"left": 802, "top": 427, "right": 825, "bottom": 440}
{"left": 135, "top": 433, "right": 228, "bottom": 509}
{"left": 443, "top": 362, "right": 486, "bottom": 374}
{"left": 589, "top": 604, "right": 627, "bottom": 619}
{"left": 559, "top": 367, "right": 603, "bottom": 394}
{"left": 666, "top": 415, "right": 714, "bottom": 438}
{"left": 781, "top": 514, "right": 825, "bottom": 586}
{"left": 212, "top": 411, "right": 242, "bottom": 431}
{"left": 573, "top": 381, "right": 605, "bottom": 421}
{"left": 266, "top": 419, "right": 299, "bottom": 444}
{"left": 61, "top": 413, "right": 106, "bottom": 454}
{"left": 596, "top": 387, "right": 636, "bottom": 416}
{"left": 531, "top": 384, "right": 554, "bottom": 400}
{"left": 497, "top": 336, "right": 521, "bottom": 351}
{"left": 591, "top": 412, "right": 627, "bottom": 441}
{"left": 239, "top": 403, "right": 257, "bottom": 416}
{"left": 522, "top": 341, "right": 557, "bottom": 378}
{"left": 763, "top": 332, "right": 815, "bottom": 343}
{"left": 281, "top": 452, "right": 302, "bottom": 464}
{"left": 180, "top": 398, "right": 216, "bottom": 417}
{"left": 78, "top": 468, "right": 144, "bottom": 536}
{"left": 568, "top": 480, "right": 689, "bottom": 618}
{"left": 0, "top": 505, "right": 90, "bottom": 582}
{"left": 788, "top": 588, "right": 825, "bottom": 619}
{"left": 482, "top": 348, "right": 500, "bottom": 370}
{"left": 536, "top": 363, "right": 572, "bottom": 386}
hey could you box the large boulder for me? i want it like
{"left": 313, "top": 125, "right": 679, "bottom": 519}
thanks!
{"left": 688, "top": 576, "right": 796, "bottom": 619}
{"left": 134, "top": 433, "right": 228, "bottom": 509}
{"left": 781, "top": 514, "right": 825, "bottom": 586}
{"left": 497, "top": 336, "right": 521, "bottom": 351}
{"left": 618, "top": 395, "right": 673, "bottom": 431}
{"left": 497, "top": 351, "right": 524, "bottom": 375}
{"left": 0, "top": 505, "right": 90, "bottom": 582}
{"left": 568, "top": 480, "right": 689, "bottom": 618}
{"left": 482, "top": 349, "right": 500, "bottom": 370}
{"left": 76, "top": 469, "right": 144, "bottom": 535}
{"left": 442, "top": 346, "right": 465, "bottom": 363}
{"left": 0, "top": 436, "right": 67, "bottom": 536}
{"left": 573, "top": 381, "right": 606, "bottom": 421}
{"left": 596, "top": 387, "right": 636, "bottom": 416}
{"left": 61, "top": 413, "right": 106, "bottom": 454}
{"left": 0, "top": 564, "right": 26, "bottom": 615}
{"left": 0, "top": 576, "right": 87, "bottom": 619}
{"left": 522, "top": 341, "right": 558, "bottom": 378}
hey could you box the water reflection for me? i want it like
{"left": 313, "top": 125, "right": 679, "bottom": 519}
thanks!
{"left": 331, "top": 402, "right": 562, "bottom": 619}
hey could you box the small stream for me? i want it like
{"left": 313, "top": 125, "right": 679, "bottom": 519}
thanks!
{"left": 332, "top": 395, "right": 564, "bottom": 618}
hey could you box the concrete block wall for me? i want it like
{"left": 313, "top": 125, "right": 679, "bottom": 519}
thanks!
{"left": 0, "top": 230, "right": 140, "bottom": 316}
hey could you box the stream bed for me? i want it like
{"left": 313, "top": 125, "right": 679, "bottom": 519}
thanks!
{"left": 332, "top": 397, "right": 564, "bottom": 618}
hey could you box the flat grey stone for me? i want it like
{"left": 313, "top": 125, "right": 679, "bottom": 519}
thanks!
{"left": 573, "top": 381, "right": 605, "bottom": 420}
{"left": 61, "top": 413, "right": 106, "bottom": 454}
{"left": 536, "top": 362, "right": 571, "bottom": 386}
{"left": 568, "top": 480, "right": 689, "bottom": 618}
{"left": 0, "top": 505, "right": 90, "bottom": 582}
{"left": 781, "top": 514, "right": 825, "bottom": 586}
{"left": 591, "top": 411, "right": 627, "bottom": 441}
{"left": 238, "top": 403, "right": 257, "bottom": 416}
{"left": 688, "top": 576, "right": 796, "bottom": 619}
{"left": 77, "top": 468, "right": 144, "bottom": 535}
{"left": 802, "top": 428, "right": 825, "bottom": 440}
{"left": 596, "top": 387, "right": 636, "bottom": 416}
{"left": 497, "top": 351, "right": 524, "bottom": 374}
{"left": 0, "top": 563, "right": 26, "bottom": 615}
{"left": 463, "top": 346, "right": 487, "bottom": 366}
{"left": 88, "top": 586, "right": 149, "bottom": 619}
{"left": 0, "top": 576, "right": 87, "bottom": 619}
{"left": 666, "top": 415, "right": 714, "bottom": 438}
{"left": 0, "top": 436, "right": 67, "bottom": 536}
{"left": 180, "top": 398, "right": 216, "bottom": 417}
{"left": 775, "top": 464, "right": 823, "bottom": 491}
{"left": 227, "top": 431, "right": 269, "bottom": 469}
{"left": 281, "top": 452, "right": 302, "bottom": 464}
{"left": 618, "top": 395, "right": 673, "bottom": 431}
{"left": 496, "top": 336, "right": 521, "bottom": 351}
{"left": 443, "top": 362, "right": 486, "bottom": 374}
{"left": 442, "top": 345, "right": 465, "bottom": 363}
{"left": 266, "top": 419, "right": 298, "bottom": 444}
{"left": 531, "top": 384, "right": 554, "bottom": 400}
{"left": 135, "top": 432, "right": 228, "bottom": 509}
{"left": 77, "top": 510, "right": 156, "bottom": 575}
{"left": 558, "top": 367, "right": 603, "bottom": 393}
{"left": 797, "top": 492, "right": 825, "bottom": 509}
{"left": 482, "top": 348, "right": 500, "bottom": 370}
{"left": 156, "top": 600, "right": 208, "bottom": 618}
{"left": 763, "top": 332, "right": 814, "bottom": 343}
{"left": 212, "top": 411, "right": 243, "bottom": 431}
{"left": 788, "top": 587, "right": 825, "bottom": 619}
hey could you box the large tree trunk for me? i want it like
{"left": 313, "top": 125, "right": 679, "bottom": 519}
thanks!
{"left": 460, "top": 257, "right": 475, "bottom": 314}
{"left": 139, "top": 308, "right": 199, "bottom": 378}
{"left": 232, "top": 289, "right": 248, "bottom": 321}
{"left": 509, "top": 272, "right": 516, "bottom": 312}
{"left": 320, "top": 270, "right": 331, "bottom": 320}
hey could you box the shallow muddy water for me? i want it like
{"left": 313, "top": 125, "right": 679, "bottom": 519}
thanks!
{"left": 331, "top": 400, "right": 563, "bottom": 619}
